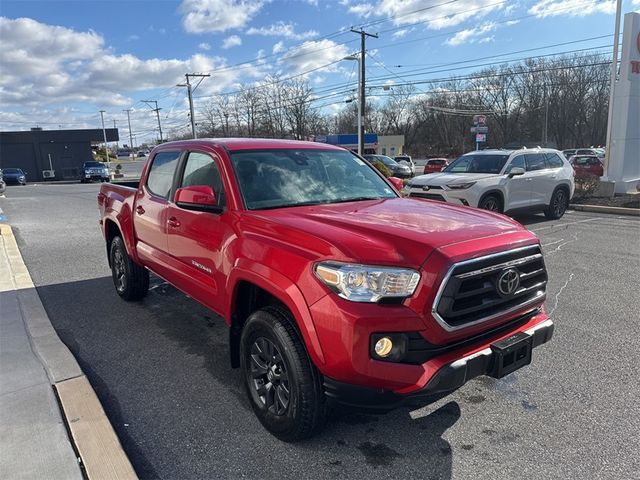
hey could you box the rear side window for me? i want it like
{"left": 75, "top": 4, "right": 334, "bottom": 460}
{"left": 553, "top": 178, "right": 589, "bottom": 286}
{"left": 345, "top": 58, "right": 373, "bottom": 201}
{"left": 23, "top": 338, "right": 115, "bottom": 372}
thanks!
{"left": 525, "top": 153, "right": 547, "bottom": 171}
{"left": 146, "top": 151, "right": 181, "bottom": 198}
{"left": 545, "top": 153, "right": 564, "bottom": 168}
{"left": 180, "top": 152, "right": 226, "bottom": 206}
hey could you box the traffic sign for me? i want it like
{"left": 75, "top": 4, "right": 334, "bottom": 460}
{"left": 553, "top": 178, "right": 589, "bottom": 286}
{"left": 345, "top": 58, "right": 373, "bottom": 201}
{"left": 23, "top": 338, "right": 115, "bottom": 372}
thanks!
{"left": 471, "top": 126, "right": 489, "bottom": 133}
{"left": 476, "top": 133, "right": 487, "bottom": 143}
{"left": 473, "top": 115, "right": 487, "bottom": 126}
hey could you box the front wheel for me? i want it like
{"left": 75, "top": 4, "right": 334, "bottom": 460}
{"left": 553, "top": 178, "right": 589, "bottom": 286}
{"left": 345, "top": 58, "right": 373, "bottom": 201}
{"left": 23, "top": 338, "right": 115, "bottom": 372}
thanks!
{"left": 545, "top": 188, "right": 569, "bottom": 219}
{"left": 240, "top": 307, "right": 326, "bottom": 442}
{"left": 479, "top": 194, "right": 502, "bottom": 213}
{"left": 109, "top": 236, "right": 149, "bottom": 300}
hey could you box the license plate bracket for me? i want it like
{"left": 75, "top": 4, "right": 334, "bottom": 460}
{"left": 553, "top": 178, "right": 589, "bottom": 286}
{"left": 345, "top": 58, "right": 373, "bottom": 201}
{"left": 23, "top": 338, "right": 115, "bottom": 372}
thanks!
{"left": 489, "top": 331, "right": 533, "bottom": 378}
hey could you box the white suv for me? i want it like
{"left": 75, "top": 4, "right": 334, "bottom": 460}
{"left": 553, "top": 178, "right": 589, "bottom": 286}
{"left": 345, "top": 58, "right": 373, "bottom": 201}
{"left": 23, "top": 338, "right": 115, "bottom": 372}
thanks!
{"left": 404, "top": 148, "right": 575, "bottom": 219}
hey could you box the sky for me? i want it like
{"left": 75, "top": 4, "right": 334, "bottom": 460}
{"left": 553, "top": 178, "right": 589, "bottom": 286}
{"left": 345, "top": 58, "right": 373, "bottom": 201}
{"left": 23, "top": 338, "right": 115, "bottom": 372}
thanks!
{"left": 1, "top": 0, "right": 638, "bottom": 144}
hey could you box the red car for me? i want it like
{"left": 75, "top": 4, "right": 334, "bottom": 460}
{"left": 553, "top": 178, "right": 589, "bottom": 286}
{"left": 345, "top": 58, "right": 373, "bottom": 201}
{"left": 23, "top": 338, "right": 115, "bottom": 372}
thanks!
{"left": 570, "top": 155, "right": 603, "bottom": 177}
{"left": 423, "top": 157, "right": 449, "bottom": 174}
{"left": 98, "top": 139, "right": 553, "bottom": 441}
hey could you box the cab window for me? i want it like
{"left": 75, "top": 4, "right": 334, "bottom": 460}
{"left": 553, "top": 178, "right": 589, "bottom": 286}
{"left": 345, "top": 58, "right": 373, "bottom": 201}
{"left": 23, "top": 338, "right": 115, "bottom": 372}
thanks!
{"left": 505, "top": 156, "right": 525, "bottom": 173}
{"left": 525, "top": 153, "right": 547, "bottom": 172}
{"left": 179, "top": 152, "right": 225, "bottom": 206}
{"left": 146, "top": 151, "right": 181, "bottom": 198}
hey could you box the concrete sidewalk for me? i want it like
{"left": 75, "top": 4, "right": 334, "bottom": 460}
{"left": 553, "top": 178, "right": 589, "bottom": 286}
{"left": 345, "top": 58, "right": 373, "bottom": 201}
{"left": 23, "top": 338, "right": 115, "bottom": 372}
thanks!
{"left": 0, "top": 224, "right": 136, "bottom": 479}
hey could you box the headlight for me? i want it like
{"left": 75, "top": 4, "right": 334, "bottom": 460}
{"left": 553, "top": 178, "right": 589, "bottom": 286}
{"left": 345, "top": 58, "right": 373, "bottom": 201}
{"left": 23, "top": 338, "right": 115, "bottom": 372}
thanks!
{"left": 445, "top": 181, "right": 476, "bottom": 190}
{"left": 314, "top": 262, "right": 420, "bottom": 302}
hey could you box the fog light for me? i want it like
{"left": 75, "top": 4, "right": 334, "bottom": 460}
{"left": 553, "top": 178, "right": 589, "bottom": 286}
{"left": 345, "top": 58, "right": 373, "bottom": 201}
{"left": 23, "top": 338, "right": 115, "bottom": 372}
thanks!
{"left": 374, "top": 337, "right": 394, "bottom": 357}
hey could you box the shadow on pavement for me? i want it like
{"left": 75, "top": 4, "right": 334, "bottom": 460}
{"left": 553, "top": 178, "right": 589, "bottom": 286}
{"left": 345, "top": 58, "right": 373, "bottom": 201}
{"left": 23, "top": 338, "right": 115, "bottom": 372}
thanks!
{"left": 36, "top": 275, "right": 457, "bottom": 479}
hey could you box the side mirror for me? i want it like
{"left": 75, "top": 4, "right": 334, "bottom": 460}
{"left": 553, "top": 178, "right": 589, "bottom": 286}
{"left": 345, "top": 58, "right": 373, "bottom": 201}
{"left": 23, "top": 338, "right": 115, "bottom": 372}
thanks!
{"left": 388, "top": 176, "right": 404, "bottom": 191}
{"left": 175, "top": 185, "right": 222, "bottom": 213}
{"left": 508, "top": 167, "right": 525, "bottom": 178}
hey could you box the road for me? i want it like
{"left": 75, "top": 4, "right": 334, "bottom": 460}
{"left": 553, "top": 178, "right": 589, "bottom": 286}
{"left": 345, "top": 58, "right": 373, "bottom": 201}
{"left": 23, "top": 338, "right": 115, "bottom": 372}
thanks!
{"left": 1, "top": 183, "right": 639, "bottom": 479}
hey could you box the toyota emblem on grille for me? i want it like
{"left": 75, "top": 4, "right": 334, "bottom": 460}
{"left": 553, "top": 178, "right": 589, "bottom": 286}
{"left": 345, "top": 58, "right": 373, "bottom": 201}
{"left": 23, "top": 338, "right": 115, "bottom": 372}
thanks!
{"left": 422, "top": 185, "right": 431, "bottom": 191}
{"left": 497, "top": 268, "right": 520, "bottom": 296}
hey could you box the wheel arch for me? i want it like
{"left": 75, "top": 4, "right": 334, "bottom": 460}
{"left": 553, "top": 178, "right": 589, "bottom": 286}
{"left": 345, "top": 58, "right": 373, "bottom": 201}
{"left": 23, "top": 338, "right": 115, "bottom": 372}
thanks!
{"left": 478, "top": 189, "right": 505, "bottom": 211}
{"left": 226, "top": 265, "right": 326, "bottom": 370}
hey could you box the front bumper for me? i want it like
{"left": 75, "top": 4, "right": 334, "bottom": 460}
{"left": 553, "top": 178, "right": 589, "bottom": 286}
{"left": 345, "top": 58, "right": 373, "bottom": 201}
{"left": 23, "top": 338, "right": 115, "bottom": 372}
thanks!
{"left": 405, "top": 186, "right": 480, "bottom": 206}
{"left": 323, "top": 319, "right": 553, "bottom": 411}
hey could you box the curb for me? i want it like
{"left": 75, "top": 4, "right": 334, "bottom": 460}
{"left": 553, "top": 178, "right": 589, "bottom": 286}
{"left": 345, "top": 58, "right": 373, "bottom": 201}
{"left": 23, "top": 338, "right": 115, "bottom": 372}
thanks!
{"left": 0, "top": 224, "right": 137, "bottom": 480}
{"left": 570, "top": 204, "right": 640, "bottom": 216}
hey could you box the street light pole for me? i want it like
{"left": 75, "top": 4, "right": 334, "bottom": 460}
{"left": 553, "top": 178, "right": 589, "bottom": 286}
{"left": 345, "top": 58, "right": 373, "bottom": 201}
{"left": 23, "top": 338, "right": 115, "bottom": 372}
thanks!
{"left": 99, "top": 110, "right": 110, "bottom": 178}
{"left": 343, "top": 54, "right": 362, "bottom": 155}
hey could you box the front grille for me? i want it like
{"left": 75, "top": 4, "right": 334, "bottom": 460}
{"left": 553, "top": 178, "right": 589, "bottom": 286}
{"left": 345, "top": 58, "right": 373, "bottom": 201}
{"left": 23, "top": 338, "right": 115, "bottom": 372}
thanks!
{"left": 409, "top": 192, "right": 446, "bottom": 201}
{"left": 433, "top": 246, "right": 547, "bottom": 330}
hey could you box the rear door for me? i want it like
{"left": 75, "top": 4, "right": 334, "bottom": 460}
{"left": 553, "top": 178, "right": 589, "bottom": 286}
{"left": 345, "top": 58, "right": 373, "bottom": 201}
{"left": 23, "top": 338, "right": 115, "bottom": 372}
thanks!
{"left": 133, "top": 150, "right": 182, "bottom": 274}
{"left": 525, "top": 153, "right": 551, "bottom": 205}
{"left": 166, "top": 150, "right": 229, "bottom": 313}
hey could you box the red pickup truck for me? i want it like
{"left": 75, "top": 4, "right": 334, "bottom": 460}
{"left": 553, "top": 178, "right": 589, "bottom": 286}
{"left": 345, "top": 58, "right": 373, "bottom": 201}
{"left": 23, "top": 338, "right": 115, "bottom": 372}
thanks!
{"left": 98, "top": 139, "right": 553, "bottom": 441}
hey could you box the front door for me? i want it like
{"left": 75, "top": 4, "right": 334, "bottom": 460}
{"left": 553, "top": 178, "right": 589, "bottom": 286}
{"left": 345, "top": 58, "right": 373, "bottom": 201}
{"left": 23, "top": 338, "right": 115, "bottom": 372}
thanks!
{"left": 503, "top": 155, "right": 531, "bottom": 210}
{"left": 166, "top": 151, "right": 228, "bottom": 314}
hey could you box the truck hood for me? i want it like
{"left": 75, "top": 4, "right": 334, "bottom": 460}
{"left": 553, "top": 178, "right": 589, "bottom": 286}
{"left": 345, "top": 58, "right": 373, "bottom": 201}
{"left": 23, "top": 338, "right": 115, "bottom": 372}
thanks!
{"left": 245, "top": 198, "right": 528, "bottom": 268}
{"left": 410, "top": 172, "right": 499, "bottom": 186}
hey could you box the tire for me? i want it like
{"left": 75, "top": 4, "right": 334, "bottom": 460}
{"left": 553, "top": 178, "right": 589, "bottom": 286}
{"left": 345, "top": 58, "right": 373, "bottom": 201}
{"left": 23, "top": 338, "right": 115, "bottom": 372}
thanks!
{"left": 240, "top": 306, "right": 326, "bottom": 442}
{"left": 109, "top": 236, "right": 149, "bottom": 300}
{"left": 545, "top": 188, "right": 569, "bottom": 220}
{"left": 478, "top": 194, "right": 503, "bottom": 213}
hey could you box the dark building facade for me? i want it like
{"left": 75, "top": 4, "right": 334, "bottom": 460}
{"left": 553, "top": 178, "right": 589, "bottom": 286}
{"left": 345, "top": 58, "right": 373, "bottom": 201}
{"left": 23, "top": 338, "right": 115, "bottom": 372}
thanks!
{"left": 0, "top": 128, "right": 119, "bottom": 182}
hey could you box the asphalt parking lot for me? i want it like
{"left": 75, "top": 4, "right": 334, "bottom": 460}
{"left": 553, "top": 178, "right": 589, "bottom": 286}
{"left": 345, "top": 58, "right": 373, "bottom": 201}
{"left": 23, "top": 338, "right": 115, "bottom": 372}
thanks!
{"left": 1, "top": 183, "right": 639, "bottom": 479}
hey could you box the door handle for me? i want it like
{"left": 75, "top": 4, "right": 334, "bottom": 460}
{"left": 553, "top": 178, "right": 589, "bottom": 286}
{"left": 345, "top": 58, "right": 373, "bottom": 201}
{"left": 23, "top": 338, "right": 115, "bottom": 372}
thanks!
{"left": 168, "top": 217, "right": 181, "bottom": 228}
{"left": 136, "top": 205, "right": 145, "bottom": 215}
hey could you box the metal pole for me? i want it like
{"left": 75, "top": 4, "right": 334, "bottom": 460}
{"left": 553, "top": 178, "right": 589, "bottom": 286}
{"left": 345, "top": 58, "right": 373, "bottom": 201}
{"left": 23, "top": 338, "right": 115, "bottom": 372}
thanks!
{"left": 604, "top": 0, "right": 623, "bottom": 178}
{"left": 124, "top": 109, "right": 133, "bottom": 155}
{"left": 186, "top": 75, "right": 196, "bottom": 139}
{"left": 155, "top": 103, "right": 163, "bottom": 143}
{"left": 99, "top": 110, "right": 110, "bottom": 178}
{"left": 544, "top": 85, "right": 549, "bottom": 146}
{"left": 351, "top": 29, "right": 377, "bottom": 156}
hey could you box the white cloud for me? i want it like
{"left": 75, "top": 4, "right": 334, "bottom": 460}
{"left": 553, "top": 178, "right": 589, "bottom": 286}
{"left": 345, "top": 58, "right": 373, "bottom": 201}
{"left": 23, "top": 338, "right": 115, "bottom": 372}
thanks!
{"left": 222, "top": 35, "right": 242, "bottom": 49}
{"left": 349, "top": 3, "right": 374, "bottom": 17}
{"left": 272, "top": 41, "right": 285, "bottom": 54}
{"left": 281, "top": 39, "right": 350, "bottom": 75}
{"left": 179, "top": 0, "right": 265, "bottom": 33}
{"left": 0, "top": 16, "right": 265, "bottom": 113}
{"left": 127, "top": 34, "right": 140, "bottom": 41}
{"left": 348, "top": 1, "right": 504, "bottom": 29}
{"left": 392, "top": 28, "right": 409, "bottom": 38}
{"left": 247, "top": 21, "right": 318, "bottom": 40}
{"left": 198, "top": 42, "right": 211, "bottom": 50}
{"left": 445, "top": 19, "right": 518, "bottom": 46}
{"left": 528, "top": 0, "right": 616, "bottom": 18}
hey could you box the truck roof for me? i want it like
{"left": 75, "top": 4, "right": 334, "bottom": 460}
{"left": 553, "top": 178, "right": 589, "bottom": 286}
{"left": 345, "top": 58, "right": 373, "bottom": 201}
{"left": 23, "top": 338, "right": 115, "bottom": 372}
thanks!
{"left": 155, "top": 138, "right": 345, "bottom": 152}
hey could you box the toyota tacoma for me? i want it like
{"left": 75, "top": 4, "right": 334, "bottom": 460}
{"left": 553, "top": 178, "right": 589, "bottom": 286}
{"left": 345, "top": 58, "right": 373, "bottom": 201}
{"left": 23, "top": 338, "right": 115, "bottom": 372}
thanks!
{"left": 98, "top": 139, "right": 553, "bottom": 441}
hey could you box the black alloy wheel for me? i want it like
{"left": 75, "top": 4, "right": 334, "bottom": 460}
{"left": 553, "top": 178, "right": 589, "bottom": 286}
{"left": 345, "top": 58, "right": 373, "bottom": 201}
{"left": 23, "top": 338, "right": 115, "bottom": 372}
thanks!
{"left": 479, "top": 195, "right": 502, "bottom": 212}
{"left": 109, "top": 236, "right": 149, "bottom": 300}
{"left": 250, "top": 337, "right": 290, "bottom": 415}
{"left": 545, "top": 188, "right": 568, "bottom": 219}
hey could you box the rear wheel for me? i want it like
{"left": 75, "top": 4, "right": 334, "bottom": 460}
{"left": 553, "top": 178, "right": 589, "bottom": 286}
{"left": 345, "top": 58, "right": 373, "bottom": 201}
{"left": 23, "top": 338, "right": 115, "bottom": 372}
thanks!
{"left": 479, "top": 194, "right": 502, "bottom": 213}
{"left": 240, "top": 306, "right": 326, "bottom": 442}
{"left": 545, "top": 188, "right": 569, "bottom": 219}
{"left": 109, "top": 236, "right": 149, "bottom": 300}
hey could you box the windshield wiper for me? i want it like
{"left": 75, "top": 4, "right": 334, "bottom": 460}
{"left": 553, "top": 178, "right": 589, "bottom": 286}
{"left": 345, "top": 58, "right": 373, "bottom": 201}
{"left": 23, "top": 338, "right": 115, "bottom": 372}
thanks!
{"left": 331, "top": 196, "right": 386, "bottom": 204}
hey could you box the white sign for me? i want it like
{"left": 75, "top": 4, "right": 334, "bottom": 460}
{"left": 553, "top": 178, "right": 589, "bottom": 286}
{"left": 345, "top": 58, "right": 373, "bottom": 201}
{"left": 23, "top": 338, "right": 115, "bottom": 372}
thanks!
{"left": 476, "top": 133, "right": 487, "bottom": 143}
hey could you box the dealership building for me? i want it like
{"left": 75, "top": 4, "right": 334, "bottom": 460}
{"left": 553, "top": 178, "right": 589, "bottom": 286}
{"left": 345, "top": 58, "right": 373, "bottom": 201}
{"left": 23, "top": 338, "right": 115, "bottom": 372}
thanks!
{"left": 0, "top": 127, "right": 119, "bottom": 182}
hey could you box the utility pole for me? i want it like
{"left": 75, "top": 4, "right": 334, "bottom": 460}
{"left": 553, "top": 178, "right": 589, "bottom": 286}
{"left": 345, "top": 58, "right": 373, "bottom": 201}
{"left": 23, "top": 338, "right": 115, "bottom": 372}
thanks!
{"left": 604, "top": 0, "right": 622, "bottom": 178}
{"left": 178, "top": 73, "right": 210, "bottom": 139}
{"left": 142, "top": 100, "right": 163, "bottom": 143}
{"left": 123, "top": 109, "right": 134, "bottom": 154}
{"left": 351, "top": 28, "right": 378, "bottom": 155}
{"left": 99, "top": 110, "right": 111, "bottom": 178}
{"left": 543, "top": 85, "right": 549, "bottom": 146}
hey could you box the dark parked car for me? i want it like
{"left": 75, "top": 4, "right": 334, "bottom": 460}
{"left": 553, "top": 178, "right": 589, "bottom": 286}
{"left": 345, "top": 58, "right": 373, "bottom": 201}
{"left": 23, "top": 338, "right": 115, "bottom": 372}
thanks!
{"left": 570, "top": 155, "right": 603, "bottom": 177}
{"left": 2, "top": 168, "right": 27, "bottom": 185}
{"left": 364, "top": 154, "right": 412, "bottom": 179}
{"left": 80, "top": 161, "right": 110, "bottom": 183}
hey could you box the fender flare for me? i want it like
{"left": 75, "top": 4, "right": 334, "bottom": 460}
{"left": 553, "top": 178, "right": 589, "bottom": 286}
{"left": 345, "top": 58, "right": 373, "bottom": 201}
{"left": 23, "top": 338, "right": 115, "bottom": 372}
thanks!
{"left": 478, "top": 189, "right": 505, "bottom": 211}
{"left": 103, "top": 206, "right": 141, "bottom": 265}
{"left": 226, "top": 261, "right": 326, "bottom": 366}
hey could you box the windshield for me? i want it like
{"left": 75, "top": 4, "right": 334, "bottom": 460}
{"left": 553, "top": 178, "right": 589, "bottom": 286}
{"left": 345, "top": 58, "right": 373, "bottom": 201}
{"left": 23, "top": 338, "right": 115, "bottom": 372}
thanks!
{"left": 3, "top": 168, "right": 22, "bottom": 174}
{"left": 443, "top": 154, "right": 509, "bottom": 174}
{"left": 84, "top": 162, "right": 104, "bottom": 167}
{"left": 230, "top": 149, "right": 397, "bottom": 210}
